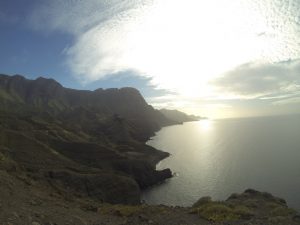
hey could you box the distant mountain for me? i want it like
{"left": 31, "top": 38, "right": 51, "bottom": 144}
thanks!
{"left": 0, "top": 74, "right": 176, "bottom": 204}
{"left": 159, "top": 108, "right": 203, "bottom": 123}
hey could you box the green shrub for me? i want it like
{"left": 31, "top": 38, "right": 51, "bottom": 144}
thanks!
{"left": 0, "top": 153, "right": 5, "bottom": 161}
{"left": 201, "top": 204, "right": 239, "bottom": 222}
{"left": 270, "top": 206, "right": 297, "bottom": 217}
{"left": 233, "top": 205, "right": 254, "bottom": 219}
{"left": 195, "top": 203, "right": 239, "bottom": 222}
{"left": 265, "top": 202, "right": 281, "bottom": 209}
{"left": 192, "top": 196, "right": 212, "bottom": 207}
{"left": 243, "top": 199, "right": 260, "bottom": 208}
{"left": 192, "top": 201, "right": 254, "bottom": 222}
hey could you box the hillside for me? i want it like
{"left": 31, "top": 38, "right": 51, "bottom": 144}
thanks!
{"left": 0, "top": 74, "right": 176, "bottom": 204}
{"left": 159, "top": 109, "right": 204, "bottom": 123}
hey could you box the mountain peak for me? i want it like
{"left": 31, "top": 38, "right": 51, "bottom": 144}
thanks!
{"left": 34, "top": 76, "right": 62, "bottom": 87}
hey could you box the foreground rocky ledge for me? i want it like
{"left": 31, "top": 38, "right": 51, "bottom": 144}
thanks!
{"left": 0, "top": 167, "right": 299, "bottom": 225}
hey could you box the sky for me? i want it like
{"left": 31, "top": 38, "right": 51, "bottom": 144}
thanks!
{"left": 1, "top": 0, "right": 300, "bottom": 118}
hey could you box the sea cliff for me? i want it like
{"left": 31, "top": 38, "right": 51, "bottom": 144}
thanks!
{"left": 0, "top": 74, "right": 175, "bottom": 204}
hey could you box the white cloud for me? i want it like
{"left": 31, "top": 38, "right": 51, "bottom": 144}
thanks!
{"left": 28, "top": 0, "right": 300, "bottom": 118}
{"left": 29, "top": 0, "right": 300, "bottom": 95}
{"left": 272, "top": 97, "right": 300, "bottom": 105}
{"left": 28, "top": 0, "right": 145, "bottom": 34}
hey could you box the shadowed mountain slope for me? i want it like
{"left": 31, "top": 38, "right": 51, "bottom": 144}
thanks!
{"left": 0, "top": 74, "right": 175, "bottom": 204}
{"left": 159, "top": 108, "right": 203, "bottom": 123}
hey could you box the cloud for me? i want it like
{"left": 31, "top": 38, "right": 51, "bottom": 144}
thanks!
{"left": 211, "top": 60, "right": 300, "bottom": 99}
{"left": 28, "top": 0, "right": 300, "bottom": 97}
{"left": 27, "top": 0, "right": 300, "bottom": 118}
{"left": 272, "top": 96, "right": 300, "bottom": 105}
{"left": 28, "top": 0, "right": 146, "bottom": 35}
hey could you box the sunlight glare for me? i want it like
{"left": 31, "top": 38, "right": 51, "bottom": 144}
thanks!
{"left": 122, "top": 0, "right": 272, "bottom": 98}
{"left": 198, "top": 119, "right": 214, "bottom": 131}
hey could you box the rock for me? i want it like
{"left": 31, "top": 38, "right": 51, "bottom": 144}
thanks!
{"left": 12, "top": 212, "right": 19, "bottom": 218}
{"left": 48, "top": 170, "right": 141, "bottom": 204}
{"left": 138, "top": 214, "right": 149, "bottom": 222}
{"left": 112, "top": 160, "right": 172, "bottom": 189}
{"left": 156, "top": 168, "right": 173, "bottom": 180}
{"left": 29, "top": 199, "right": 41, "bottom": 206}
{"left": 32, "top": 222, "right": 41, "bottom": 225}
{"left": 294, "top": 213, "right": 300, "bottom": 221}
{"left": 81, "top": 204, "right": 98, "bottom": 212}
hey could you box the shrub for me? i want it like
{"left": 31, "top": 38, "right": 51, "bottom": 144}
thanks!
{"left": 192, "top": 196, "right": 212, "bottom": 208}
{"left": 270, "top": 206, "right": 297, "bottom": 217}
{"left": 233, "top": 205, "right": 254, "bottom": 219}
{"left": 196, "top": 203, "right": 239, "bottom": 222}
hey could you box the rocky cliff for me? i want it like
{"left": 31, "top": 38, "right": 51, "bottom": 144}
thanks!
{"left": 0, "top": 74, "right": 175, "bottom": 204}
{"left": 159, "top": 108, "right": 204, "bottom": 123}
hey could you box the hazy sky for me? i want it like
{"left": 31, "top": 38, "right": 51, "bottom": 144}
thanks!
{"left": 1, "top": 0, "right": 300, "bottom": 118}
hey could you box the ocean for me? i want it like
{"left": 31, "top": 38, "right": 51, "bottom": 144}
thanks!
{"left": 142, "top": 115, "right": 300, "bottom": 210}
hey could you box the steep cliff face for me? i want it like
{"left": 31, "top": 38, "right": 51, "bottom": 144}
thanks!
{"left": 0, "top": 74, "right": 174, "bottom": 204}
{"left": 159, "top": 108, "right": 203, "bottom": 123}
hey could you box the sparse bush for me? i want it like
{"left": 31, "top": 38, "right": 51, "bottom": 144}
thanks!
{"left": 265, "top": 202, "right": 281, "bottom": 209}
{"left": 0, "top": 153, "right": 5, "bottom": 161}
{"left": 195, "top": 203, "right": 239, "bottom": 222}
{"left": 271, "top": 206, "right": 297, "bottom": 217}
{"left": 192, "top": 196, "right": 212, "bottom": 207}
{"left": 192, "top": 201, "right": 255, "bottom": 222}
{"left": 244, "top": 199, "right": 260, "bottom": 208}
{"left": 233, "top": 205, "right": 254, "bottom": 219}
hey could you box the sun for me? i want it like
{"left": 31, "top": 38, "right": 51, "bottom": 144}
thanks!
{"left": 198, "top": 119, "right": 214, "bottom": 131}
{"left": 121, "top": 0, "right": 270, "bottom": 99}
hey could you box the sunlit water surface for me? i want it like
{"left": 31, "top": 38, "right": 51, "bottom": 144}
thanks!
{"left": 142, "top": 115, "right": 300, "bottom": 210}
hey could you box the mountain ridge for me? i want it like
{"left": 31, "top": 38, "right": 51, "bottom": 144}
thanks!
{"left": 159, "top": 108, "right": 205, "bottom": 123}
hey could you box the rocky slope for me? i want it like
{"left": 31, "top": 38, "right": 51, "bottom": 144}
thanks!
{"left": 0, "top": 167, "right": 299, "bottom": 225}
{"left": 0, "top": 74, "right": 175, "bottom": 204}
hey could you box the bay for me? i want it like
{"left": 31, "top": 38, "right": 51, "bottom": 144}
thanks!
{"left": 142, "top": 115, "right": 300, "bottom": 210}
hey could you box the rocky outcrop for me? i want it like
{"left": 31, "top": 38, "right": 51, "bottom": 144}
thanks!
{"left": 159, "top": 108, "right": 204, "bottom": 123}
{"left": 46, "top": 170, "right": 141, "bottom": 204}
{"left": 191, "top": 189, "right": 300, "bottom": 224}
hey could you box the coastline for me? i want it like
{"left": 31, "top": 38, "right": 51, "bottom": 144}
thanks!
{"left": 141, "top": 120, "right": 202, "bottom": 189}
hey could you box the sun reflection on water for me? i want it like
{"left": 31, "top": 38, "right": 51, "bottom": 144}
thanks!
{"left": 198, "top": 119, "right": 214, "bottom": 131}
